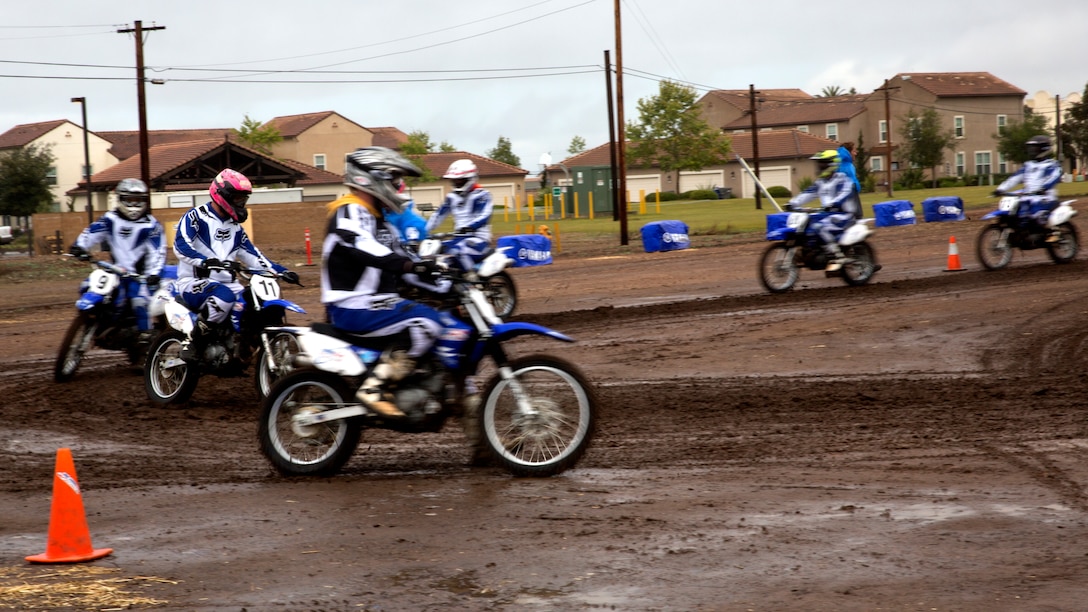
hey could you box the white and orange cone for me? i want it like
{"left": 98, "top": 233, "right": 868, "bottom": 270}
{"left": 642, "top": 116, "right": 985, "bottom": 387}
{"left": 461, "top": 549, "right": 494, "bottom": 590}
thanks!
{"left": 943, "top": 236, "right": 967, "bottom": 272}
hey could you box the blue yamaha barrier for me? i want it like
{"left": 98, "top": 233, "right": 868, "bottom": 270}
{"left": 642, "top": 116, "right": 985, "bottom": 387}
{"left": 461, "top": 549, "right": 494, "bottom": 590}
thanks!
{"left": 873, "top": 200, "right": 916, "bottom": 227}
{"left": 922, "top": 196, "right": 966, "bottom": 222}
{"left": 640, "top": 220, "right": 691, "bottom": 253}
{"left": 496, "top": 234, "right": 552, "bottom": 267}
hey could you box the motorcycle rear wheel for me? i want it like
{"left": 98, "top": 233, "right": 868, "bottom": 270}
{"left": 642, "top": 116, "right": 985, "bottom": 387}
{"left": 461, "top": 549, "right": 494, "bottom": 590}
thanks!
{"left": 54, "top": 313, "right": 95, "bottom": 382}
{"left": 485, "top": 271, "right": 517, "bottom": 318}
{"left": 478, "top": 355, "right": 596, "bottom": 477}
{"left": 1046, "top": 222, "right": 1079, "bottom": 264}
{"left": 144, "top": 330, "right": 200, "bottom": 405}
{"left": 977, "top": 225, "right": 1013, "bottom": 270}
{"left": 841, "top": 242, "right": 879, "bottom": 287}
{"left": 758, "top": 243, "right": 800, "bottom": 293}
{"left": 254, "top": 331, "right": 302, "bottom": 399}
{"left": 258, "top": 370, "right": 361, "bottom": 476}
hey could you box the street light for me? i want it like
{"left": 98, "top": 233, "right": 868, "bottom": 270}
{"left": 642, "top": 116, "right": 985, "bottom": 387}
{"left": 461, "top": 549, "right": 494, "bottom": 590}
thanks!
{"left": 71, "top": 97, "right": 93, "bottom": 224}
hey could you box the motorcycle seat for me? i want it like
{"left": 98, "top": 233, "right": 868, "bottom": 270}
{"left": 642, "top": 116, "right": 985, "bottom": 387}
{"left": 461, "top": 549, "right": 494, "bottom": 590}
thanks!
{"left": 310, "top": 322, "right": 410, "bottom": 351}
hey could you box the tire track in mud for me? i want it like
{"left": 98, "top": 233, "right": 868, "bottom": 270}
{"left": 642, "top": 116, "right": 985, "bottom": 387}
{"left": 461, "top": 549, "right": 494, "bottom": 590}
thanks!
{"left": 976, "top": 442, "right": 1088, "bottom": 513}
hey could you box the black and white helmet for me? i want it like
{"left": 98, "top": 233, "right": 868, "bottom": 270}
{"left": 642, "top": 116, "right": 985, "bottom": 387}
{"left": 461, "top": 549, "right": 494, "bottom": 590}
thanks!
{"left": 343, "top": 147, "right": 422, "bottom": 213}
{"left": 1026, "top": 134, "right": 1053, "bottom": 160}
{"left": 115, "top": 178, "right": 149, "bottom": 220}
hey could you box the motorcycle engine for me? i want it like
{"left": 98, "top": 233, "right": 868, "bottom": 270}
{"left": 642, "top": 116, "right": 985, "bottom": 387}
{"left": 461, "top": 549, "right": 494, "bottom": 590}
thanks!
{"left": 203, "top": 344, "right": 230, "bottom": 369}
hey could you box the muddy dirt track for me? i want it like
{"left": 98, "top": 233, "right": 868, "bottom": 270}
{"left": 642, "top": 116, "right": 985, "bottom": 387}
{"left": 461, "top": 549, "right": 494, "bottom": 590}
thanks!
{"left": 3, "top": 216, "right": 1088, "bottom": 611}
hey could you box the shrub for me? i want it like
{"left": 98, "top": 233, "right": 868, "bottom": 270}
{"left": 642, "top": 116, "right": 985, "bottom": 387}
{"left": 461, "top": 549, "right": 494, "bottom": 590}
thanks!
{"left": 646, "top": 191, "right": 680, "bottom": 203}
{"left": 861, "top": 174, "right": 877, "bottom": 193}
{"left": 798, "top": 176, "right": 814, "bottom": 191}
{"left": 685, "top": 189, "right": 719, "bottom": 201}
{"left": 767, "top": 185, "right": 792, "bottom": 198}
{"left": 937, "top": 177, "right": 964, "bottom": 189}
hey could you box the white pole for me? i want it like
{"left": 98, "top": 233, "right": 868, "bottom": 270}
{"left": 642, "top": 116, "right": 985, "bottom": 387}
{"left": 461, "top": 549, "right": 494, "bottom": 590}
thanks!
{"left": 735, "top": 154, "right": 782, "bottom": 211}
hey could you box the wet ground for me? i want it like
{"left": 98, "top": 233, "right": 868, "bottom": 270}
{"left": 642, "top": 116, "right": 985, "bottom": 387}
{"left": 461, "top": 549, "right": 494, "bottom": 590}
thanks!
{"left": 3, "top": 217, "right": 1088, "bottom": 611}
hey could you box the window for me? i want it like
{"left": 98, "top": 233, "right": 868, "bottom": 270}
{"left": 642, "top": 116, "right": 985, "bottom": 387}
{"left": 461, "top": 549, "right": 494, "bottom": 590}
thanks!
{"left": 954, "top": 116, "right": 965, "bottom": 138}
{"left": 826, "top": 123, "right": 838, "bottom": 141}
{"left": 975, "top": 151, "right": 992, "bottom": 176}
{"left": 998, "top": 152, "right": 1008, "bottom": 174}
{"left": 871, "top": 156, "right": 884, "bottom": 172}
{"left": 879, "top": 120, "right": 888, "bottom": 143}
{"left": 797, "top": 125, "right": 809, "bottom": 133}
{"left": 313, "top": 154, "right": 326, "bottom": 170}
{"left": 46, "top": 166, "right": 57, "bottom": 186}
{"left": 955, "top": 152, "right": 965, "bottom": 177}
{"left": 996, "top": 115, "right": 1007, "bottom": 135}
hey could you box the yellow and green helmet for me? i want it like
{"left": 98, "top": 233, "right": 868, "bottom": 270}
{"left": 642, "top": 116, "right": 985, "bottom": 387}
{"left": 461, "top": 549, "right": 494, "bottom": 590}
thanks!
{"left": 811, "top": 149, "right": 841, "bottom": 178}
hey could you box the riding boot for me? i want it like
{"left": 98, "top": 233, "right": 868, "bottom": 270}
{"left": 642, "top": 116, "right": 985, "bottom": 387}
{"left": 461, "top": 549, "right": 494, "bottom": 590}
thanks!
{"left": 180, "top": 319, "right": 211, "bottom": 361}
{"left": 824, "top": 244, "right": 846, "bottom": 272}
{"left": 356, "top": 350, "right": 414, "bottom": 417}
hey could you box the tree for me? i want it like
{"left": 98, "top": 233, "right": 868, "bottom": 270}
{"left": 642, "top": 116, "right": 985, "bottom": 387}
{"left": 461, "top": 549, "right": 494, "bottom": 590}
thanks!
{"left": 625, "top": 80, "right": 732, "bottom": 192}
{"left": 1060, "top": 82, "right": 1088, "bottom": 170}
{"left": 820, "top": 85, "right": 844, "bottom": 97}
{"left": 487, "top": 136, "right": 520, "bottom": 167}
{"left": 0, "top": 143, "right": 55, "bottom": 217}
{"left": 567, "top": 135, "right": 587, "bottom": 156}
{"left": 401, "top": 130, "right": 439, "bottom": 183}
{"left": 995, "top": 114, "right": 1050, "bottom": 164}
{"left": 854, "top": 132, "right": 871, "bottom": 188}
{"left": 898, "top": 108, "right": 956, "bottom": 188}
{"left": 233, "top": 115, "right": 281, "bottom": 155}
{"left": 438, "top": 141, "right": 457, "bottom": 153}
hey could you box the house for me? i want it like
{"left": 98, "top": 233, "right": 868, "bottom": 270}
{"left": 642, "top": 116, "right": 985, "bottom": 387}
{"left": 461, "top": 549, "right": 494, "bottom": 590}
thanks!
{"left": 0, "top": 120, "right": 118, "bottom": 212}
{"left": 408, "top": 151, "right": 529, "bottom": 211}
{"left": 264, "top": 111, "right": 374, "bottom": 175}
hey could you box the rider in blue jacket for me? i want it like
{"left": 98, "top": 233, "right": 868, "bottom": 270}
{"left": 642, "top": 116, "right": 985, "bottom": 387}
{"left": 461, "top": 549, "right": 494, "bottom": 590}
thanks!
{"left": 786, "top": 150, "right": 859, "bottom": 271}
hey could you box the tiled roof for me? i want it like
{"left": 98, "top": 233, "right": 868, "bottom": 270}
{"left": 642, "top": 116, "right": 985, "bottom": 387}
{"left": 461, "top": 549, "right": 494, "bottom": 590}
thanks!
{"left": 370, "top": 126, "right": 409, "bottom": 149}
{"left": 722, "top": 95, "right": 869, "bottom": 130}
{"left": 264, "top": 111, "right": 370, "bottom": 138}
{"left": 97, "top": 129, "right": 235, "bottom": 160}
{"left": 0, "top": 120, "right": 69, "bottom": 149}
{"left": 418, "top": 151, "right": 527, "bottom": 178}
{"left": 702, "top": 88, "right": 813, "bottom": 110}
{"left": 555, "top": 129, "right": 837, "bottom": 169}
{"left": 898, "top": 72, "right": 1026, "bottom": 98}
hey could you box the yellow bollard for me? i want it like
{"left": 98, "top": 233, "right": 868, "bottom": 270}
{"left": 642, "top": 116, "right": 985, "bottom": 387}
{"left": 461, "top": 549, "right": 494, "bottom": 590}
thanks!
{"left": 654, "top": 190, "right": 661, "bottom": 214}
{"left": 503, "top": 196, "right": 509, "bottom": 222}
{"left": 553, "top": 221, "right": 561, "bottom": 253}
{"left": 588, "top": 192, "right": 594, "bottom": 219}
{"left": 516, "top": 193, "right": 522, "bottom": 222}
{"left": 639, "top": 190, "right": 647, "bottom": 215}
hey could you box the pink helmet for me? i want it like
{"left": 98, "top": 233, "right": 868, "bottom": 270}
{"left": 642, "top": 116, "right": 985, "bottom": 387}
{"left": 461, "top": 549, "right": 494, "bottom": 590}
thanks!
{"left": 209, "top": 169, "right": 253, "bottom": 222}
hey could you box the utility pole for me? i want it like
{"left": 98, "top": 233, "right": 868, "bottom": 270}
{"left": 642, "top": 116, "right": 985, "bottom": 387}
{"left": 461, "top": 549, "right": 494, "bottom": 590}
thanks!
{"left": 748, "top": 84, "right": 762, "bottom": 210}
{"left": 604, "top": 50, "right": 620, "bottom": 223}
{"left": 1056, "top": 94, "right": 1064, "bottom": 171}
{"left": 875, "top": 78, "right": 899, "bottom": 197}
{"left": 117, "top": 21, "right": 165, "bottom": 187}
{"left": 71, "top": 97, "right": 93, "bottom": 224}
{"left": 613, "top": 0, "right": 628, "bottom": 246}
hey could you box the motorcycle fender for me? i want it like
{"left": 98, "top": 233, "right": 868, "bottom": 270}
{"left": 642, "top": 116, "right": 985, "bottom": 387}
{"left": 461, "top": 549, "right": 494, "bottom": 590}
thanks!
{"left": 839, "top": 221, "right": 871, "bottom": 246}
{"left": 1048, "top": 204, "right": 1077, "bottom": 227}
{"left": 491, "top": 322, "right": 574, "bottom": 343}
{"left": 75, "top": 292, "right": 105, "bottom": 311}
{"left": 295, "top": 330, "right": 370, "bottom": 377}
{"left": 163, "top": 299, "right": 195, "bottom": 335}
{"left": 263, "top": 298, "right": 306, "bottom": 314}
{"left": 981, "top": 210, "right": 1008, "bottom": 221}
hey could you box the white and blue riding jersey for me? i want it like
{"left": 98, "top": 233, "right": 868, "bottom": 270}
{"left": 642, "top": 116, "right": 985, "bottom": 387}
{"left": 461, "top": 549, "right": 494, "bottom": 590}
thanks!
{"left": 788, "top": 172, "right": 858, "bottom": 216}
{"left": 997, "top": 159, "right": 1063, "bottom": 201}
{"left": 425, "top": 187, "right": 494, "bottom": 241}
{"left": 173, "top": 202, "right": 284, "bottom": 284}
{"left": 74, "top": 210, "right": 166, "bottom": 275}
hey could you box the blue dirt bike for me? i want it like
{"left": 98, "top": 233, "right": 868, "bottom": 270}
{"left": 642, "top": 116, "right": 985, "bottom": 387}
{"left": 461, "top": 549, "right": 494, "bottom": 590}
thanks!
{"left": 976, "top": 192, "right": 1078, "bottom": 270}
{"left": 758, "top": 209, "right": 880, "bottom": 293}
{"left": 257, "top": 249, "right": 595, "bottom": 477}
{"left": 54, "top": 259, "right": 177, "bottom": 382}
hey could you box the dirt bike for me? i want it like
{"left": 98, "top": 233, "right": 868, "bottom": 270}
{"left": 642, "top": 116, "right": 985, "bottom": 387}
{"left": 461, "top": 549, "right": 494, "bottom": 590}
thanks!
{"left": 143, "top": 262, "right": 305, "bottom": 405}
{"left": 758, "top": 209, "right": 880, "bottom": 293}
{"left": 257, "top": 249, "right": 595, "bottom": 478}
{"left": 54, "top": 259, "right": 176, "bottom": 382}
{"left": 976, "top": 192, "right": 1078, "bottom": 270}
{"left": 401, "top": 231, "right": 518, "bottom": 319}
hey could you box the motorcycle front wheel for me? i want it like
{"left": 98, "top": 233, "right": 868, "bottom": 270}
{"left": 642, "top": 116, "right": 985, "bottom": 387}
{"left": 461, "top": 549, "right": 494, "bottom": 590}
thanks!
{"left": 54, "top": 313, "right": 96, "bottom": 382}
{"left": 758, "top": 243, "right": 800, "bottom": 293}
{"left": 485, "top": 271, "right": 518, "bottom": 318}
{"left": 977, "top": 225, "right": 1013, "bottom": 270}
{"left": 1046, "top": 222, "right": 1079, "bottom": 264}
{"left": 144, "top": 330, "right": 200, "bottom": 405}
{"left": 841, "top": 242, "right": 879, "bottom": 287}
{"left": 258, "top": 370, "right": 362, "bottom": 476}
{"left": 254, "top": 331, "right": 302, "bottom": 398}
{"left": 478, "top": 355, "right": 596, "bottom": 477}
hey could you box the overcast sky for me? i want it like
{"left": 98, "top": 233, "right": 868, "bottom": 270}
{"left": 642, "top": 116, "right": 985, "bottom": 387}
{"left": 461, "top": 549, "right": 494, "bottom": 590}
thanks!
{"left": 3, "top": 0, "right": 1087, "bottom": 172}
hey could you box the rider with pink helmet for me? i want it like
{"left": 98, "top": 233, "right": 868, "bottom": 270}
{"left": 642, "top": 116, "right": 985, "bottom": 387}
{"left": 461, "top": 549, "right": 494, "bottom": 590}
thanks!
{"left": 173, "top": 169, "right": 299, "bottom": 357}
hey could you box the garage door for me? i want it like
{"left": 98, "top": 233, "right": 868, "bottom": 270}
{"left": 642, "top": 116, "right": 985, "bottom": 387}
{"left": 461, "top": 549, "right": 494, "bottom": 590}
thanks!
{"left": 741, "top": 166, "right": 791, "bottom": 198}
{"left": 679, "top": 170, "right": 724, "bottom": 192}
{"left": 625, "top": 174, "right": 660, "bottom": 203}
{"left": 481, "top": 182, "right": 517, "bottom": 211}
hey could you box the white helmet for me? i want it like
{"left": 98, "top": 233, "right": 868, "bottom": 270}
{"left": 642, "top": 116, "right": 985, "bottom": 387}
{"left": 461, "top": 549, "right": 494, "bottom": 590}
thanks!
{"left": 115, "top": 178, "right": 149, "bottom": 220}
{"left": 443, "top": 159, "right": 478, "bottom": 195}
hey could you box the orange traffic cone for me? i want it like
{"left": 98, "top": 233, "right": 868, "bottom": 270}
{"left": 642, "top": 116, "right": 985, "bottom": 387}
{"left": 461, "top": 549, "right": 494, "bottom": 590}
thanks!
{"left": 943, "top": 236, "right": 967, "bottom": 272}
{"left": 25, "top": 448, "right": 113, "bottom": 564}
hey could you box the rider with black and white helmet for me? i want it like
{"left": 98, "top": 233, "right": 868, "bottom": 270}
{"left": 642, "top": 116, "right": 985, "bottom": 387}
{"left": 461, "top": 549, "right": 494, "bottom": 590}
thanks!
{"left": 995, "top": 134, "right": 1063, "bottom": 236}
{"left": 322, "top": 147, "right": 445, "bottom": 419}
{"left": 69, "top": 178, "right": 166, "bottom": 337}
{"left": 424, "top": 158, "right": 495, "bottom": 271}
